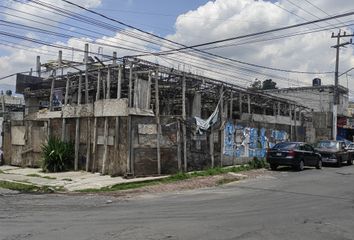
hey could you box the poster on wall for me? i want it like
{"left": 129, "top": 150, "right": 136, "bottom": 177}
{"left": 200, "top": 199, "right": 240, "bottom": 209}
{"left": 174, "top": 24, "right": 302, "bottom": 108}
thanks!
{"left": 223, "top": 122, "right": 289, "bottom": 158}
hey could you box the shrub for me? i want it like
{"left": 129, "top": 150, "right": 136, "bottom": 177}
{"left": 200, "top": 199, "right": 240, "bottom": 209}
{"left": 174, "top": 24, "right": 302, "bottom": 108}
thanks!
{"left": 41, "top": 137, "right": 74, "bottom": 172}
{"left": 248, "top": 157, "right": 268, "bottom": 169}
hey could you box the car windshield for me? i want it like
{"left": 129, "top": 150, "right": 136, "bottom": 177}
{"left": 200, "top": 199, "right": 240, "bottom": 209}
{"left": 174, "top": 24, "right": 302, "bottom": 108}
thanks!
{"left": 316, "top": 141, "right": 338, "bottom": 149}
{"left": 272, "top": 142, "right": 298, "bottom": 150}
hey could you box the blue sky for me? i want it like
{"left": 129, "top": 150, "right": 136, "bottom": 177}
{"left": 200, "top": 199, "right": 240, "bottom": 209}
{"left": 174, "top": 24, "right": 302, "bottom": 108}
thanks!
{"left": 94, "top": 0, "right": 211, "bottom": 36}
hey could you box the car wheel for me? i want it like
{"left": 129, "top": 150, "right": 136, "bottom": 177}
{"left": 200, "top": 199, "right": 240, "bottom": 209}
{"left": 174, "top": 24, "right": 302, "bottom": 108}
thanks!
{"left": 297, "top": 160, "right": 304, "bottom": 171}
{"left": 316, "top": 158, "right": 322, "bottom": 169}
{"left": 270, "top": 164, "right": 278, "bottom": 171}
{"left": 337, "top": 157, "right": 342, "bottom": 167}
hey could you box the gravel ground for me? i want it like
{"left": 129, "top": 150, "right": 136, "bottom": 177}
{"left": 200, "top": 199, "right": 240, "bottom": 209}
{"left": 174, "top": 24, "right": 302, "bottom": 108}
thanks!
{"left": 80, "top": 169, "right": 271, "bottom": 198}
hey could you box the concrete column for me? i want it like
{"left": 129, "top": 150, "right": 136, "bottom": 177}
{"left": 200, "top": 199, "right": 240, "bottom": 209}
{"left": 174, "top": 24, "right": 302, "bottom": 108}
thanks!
{"left": 192, "top": 92, "right": 201, "bottom": 117}
{"left": 36, "top": 56, "right": 41, "bottom": 78}
{"left": 229, "top": 91, "right": 233, "bottom": 119}
{"left": 238, "top": 93, "right": 242, "bottom": 114}
{"left": 294, "top": 105, "right": 297, "bottom": 141}
{"left": 220, "top": 86, "right": 224, "bottom": 167}
{"left": 289, "top": 104, "right": 293, "bottom": 141}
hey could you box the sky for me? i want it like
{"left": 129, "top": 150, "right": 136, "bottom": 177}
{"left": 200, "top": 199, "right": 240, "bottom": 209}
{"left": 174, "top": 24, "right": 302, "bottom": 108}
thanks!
{"left": 0, "top": 0, "right": 354, "bottom": 98}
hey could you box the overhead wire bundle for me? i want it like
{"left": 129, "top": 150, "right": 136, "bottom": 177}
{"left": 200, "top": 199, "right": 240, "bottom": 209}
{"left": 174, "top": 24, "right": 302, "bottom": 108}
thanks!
{"left": 0, "top": 0, "right": 353, "bottom": 99}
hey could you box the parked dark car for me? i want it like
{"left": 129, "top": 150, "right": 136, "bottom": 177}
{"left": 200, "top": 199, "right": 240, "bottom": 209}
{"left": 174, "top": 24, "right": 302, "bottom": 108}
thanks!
{"left": 315, "top": 140, "right": 352, "bottom": 166}
{"left": 345, "top": 143, "right": 354, "bottom": 162}
{"left": 267, "top": 142, "right": 322, "bottom": 171}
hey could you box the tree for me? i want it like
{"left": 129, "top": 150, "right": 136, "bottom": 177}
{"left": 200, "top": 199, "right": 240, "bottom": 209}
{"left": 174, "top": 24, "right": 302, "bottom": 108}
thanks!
{"left": 261, "top": 79, "right": 277, "bottom": 90}
{"left": 249, "top": 79, "right": 278, "bottom": 90}
{"left": 5, "top": 90, "right": 12, "bottom": 96}
{"left": 249, "top": 79, "right": 262, "bottom": 90}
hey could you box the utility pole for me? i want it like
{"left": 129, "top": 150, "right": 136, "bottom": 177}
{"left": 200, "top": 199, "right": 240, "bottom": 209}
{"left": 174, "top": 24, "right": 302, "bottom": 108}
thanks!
{"left": 331, "top": 30, "right": 353, "bottom": 140}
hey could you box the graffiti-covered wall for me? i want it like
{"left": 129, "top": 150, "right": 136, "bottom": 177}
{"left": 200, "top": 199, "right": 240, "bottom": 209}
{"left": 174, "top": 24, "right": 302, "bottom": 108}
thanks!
{"left": 223, "top": 121, "right": 289, "bottom": 159}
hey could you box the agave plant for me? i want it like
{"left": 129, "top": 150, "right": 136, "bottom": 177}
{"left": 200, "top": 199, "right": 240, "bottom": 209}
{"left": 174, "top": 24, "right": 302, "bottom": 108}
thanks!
{"left": 41, "top": 137, "right": 74, "bottom": 172}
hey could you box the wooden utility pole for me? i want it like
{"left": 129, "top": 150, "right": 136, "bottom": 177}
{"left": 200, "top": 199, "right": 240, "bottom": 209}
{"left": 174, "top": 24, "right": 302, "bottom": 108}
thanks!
{"left": 74, "top": 73, "right": 82, "bottom": 171}
{"left": 61, "top": 75, "right": 70, "bottom": 141}
{"left": 177, "top": 120, "right": 182, "bottom": 171}
{"left": 114, "top": 52, "right": 121, "bottom": 174}
{"left": 331, "top": 30, "right": 353, "bottom": 140}
{"left": 92, "top": 70, "right": 101, "bottom": 172}
{"left": 182, "top": 74, "right": 187, "bottom": 172}
{"left": 229, "top": 91, "right": 233, "bottom": 119}
{"left": 102, "top": 66, "right": 111, "bottom": 175}
{"left": 289, "top": 104, "right": 293, "bottom": 141}
{"left": 146, "top": 72, "right": 152, "bottom": 109}
{"left": 220, "top": 86, "right": 224, "bottom": 167}
{"left": 293, "top": 105, "right": 297, "bottom": 141}
{"left": 155, "top": 71, "right": 161, "bottom": 175}
{"left": 84, "top": 44, "right": 91, "bottom": 172}
{"left": 128, "top": 62, "right": 133, "bottom": 107}
{"left": 239, "top": 93, "right": 242, "bottom": 114}
{"left": 36, "top": 56, "right": 41, "bottom": 78}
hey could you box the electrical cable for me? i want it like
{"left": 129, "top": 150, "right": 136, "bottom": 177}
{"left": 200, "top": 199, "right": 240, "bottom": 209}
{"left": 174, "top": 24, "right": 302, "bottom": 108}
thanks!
{"left": 59, "top": 0, "right": 347, "bottom": 74}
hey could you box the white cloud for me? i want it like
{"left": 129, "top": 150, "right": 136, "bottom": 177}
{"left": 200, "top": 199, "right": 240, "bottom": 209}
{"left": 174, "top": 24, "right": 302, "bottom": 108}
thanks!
{"left": 166, "top": 0, "right": 354, "bottom": 90}
{"left": 0, "top": 0, "right": 103, "bottom": 87}
{"left": 0, "top": 29, "right": 151, "bottom": 86}
{"left": 1, "top": 0, "right": 354, "bottom": 96}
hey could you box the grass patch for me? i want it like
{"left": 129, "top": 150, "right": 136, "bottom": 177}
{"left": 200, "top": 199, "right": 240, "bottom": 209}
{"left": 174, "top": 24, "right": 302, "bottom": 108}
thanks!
{"left": 78, "top": 158, "right": 268, "bottom": 193}
{"left": 0, "top": 169, "right": 5, "bottom": 174}
{"left": 62, "top": 178, "right": 72, "bottom": 181}
{"left": 0, "top": 180, "right": 58, "bottom": 193}
{"left": 26, "top": 174, "right": 56, "bottom": 179}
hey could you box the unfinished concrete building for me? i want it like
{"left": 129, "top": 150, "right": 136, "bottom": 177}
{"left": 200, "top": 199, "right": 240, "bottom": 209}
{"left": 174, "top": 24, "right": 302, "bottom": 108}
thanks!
{"left": 5, "top": 45, "right": 312, "bottom": 176}
{"left": 265, "top": 83, "right": 349, "bottom": 142}
{"left": 0, "top": 94, "right": 25, "bottom": 150}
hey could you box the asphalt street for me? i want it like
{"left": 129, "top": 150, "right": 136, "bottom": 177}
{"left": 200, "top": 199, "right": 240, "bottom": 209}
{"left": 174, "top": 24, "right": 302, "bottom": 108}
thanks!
{"left": 1, "top": 165, "right": 354, "bottom": 240}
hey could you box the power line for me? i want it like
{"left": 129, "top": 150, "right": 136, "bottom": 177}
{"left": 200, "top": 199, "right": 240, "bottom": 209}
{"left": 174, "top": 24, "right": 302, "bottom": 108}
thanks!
{"left": 147, "top": 10, "right": 354, "bottom": 55}
{"left": 199, "top": 20, "right": 354, "bottom": 51}
{"left": 4, "top": 0, "right": 349, "bottom": 89}
{"left": 301, "top": 0, "right": 352, "bottom": 27}
{"left": 21, "top": 0, "right": 336, "bottom": 80}
{"left": 0, "top": 6, "right": 161, "bottom": 53}
{"left": 2, "top": 0, "right": 330, "bottom": 85}
{"left": 0, "top": 18, "right": 153, "bottom": 54}
{"left": 59, "top": 0, "right": 342, "bottom": 75}
{"left": 284, "top": 0, "right": 350, "bottom": 33}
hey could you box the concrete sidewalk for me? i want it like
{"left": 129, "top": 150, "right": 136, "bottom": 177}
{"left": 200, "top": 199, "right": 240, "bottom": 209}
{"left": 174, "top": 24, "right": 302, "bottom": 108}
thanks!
{"left": 0, "top": 166, "right": 167, "bottom": 191}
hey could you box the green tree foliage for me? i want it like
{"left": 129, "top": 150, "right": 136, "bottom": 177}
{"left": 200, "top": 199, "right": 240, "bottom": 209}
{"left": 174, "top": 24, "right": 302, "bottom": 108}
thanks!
{"left": 249, "top": 79, "right": 278, "bottom": 90}
{"left": 41, "top": 137, "right": 74, "bottom": 172}
{"left": 249, "top": 79, "right": 262, "bottom": 90}
{"left": 262, "top": 79, "right": 278, "bottom": 90}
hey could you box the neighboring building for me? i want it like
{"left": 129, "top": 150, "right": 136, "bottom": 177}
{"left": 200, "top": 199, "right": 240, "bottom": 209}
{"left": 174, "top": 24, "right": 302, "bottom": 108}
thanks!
{"left": 0, "top": 94, "right": 25, "bottom": 150}
{"left": 265, "top": 82, "right": 349, "bottom": 142}
{"left": 339, "top": 102, "right": 354, "bottom": 142}
{"left": 347, "top": 102, "right": 354, "bottom": 117}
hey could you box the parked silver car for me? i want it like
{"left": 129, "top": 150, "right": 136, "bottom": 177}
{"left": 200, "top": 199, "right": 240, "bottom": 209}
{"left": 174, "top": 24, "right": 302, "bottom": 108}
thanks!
{"left": 315, "top": 140, "right": 352, "bottom": 166}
